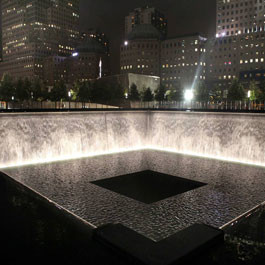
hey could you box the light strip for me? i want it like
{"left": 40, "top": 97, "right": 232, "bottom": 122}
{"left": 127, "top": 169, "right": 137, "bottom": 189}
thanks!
{"left": 146, "top": 146, "right": 265, "bottom": 168}
{"left": 0, "top": 147, "right": 145, "bottom": 169}
{"left": 1, "top": 146, "right": 265, "bottom": 169}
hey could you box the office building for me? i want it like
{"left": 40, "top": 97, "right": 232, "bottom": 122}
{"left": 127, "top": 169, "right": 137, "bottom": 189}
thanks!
{"left": 216, "top": 0, "right": 265, "bottom": 37}
{"left": 161, "top": 34, "right": 207, "bottom": 89}
{"left": 125, "top": 7, "right": 167, "bottom": 39}
{"left": 120, "top": 24, "right": 161, "bottom": 77}
{"left": 0, "top": 0, "right": 80, "bottom": 80}
{"left": 44, "top": 36, "right": 110, "bottom": 85}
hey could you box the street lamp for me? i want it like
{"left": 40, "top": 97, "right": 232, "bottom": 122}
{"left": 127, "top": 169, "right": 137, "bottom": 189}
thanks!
{"left": 248, "top": 90, "right": 251, "bottom": 111}
{"left": 68, "top": 90, "right": 71, "bottom": 110}
{"left": 184, "top": 89, "right": 194, "bottom": 110}
{"left": 248, "top": 90, "right": 251, "bottom": 99}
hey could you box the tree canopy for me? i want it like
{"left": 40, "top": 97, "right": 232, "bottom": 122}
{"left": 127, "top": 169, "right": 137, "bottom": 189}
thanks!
{"left": 142, "top": 87, "right": 154, "bottom": 102}
{"left": 0, "top": 74, "right": 15, "bottom": 101}
{"left": 227, "top": 79, "right": 246, "bottom": 101}
{"left": 129, "top": 83, "right": 140, "bottom": 101}
{"left": 154, "top": 84, "right": 167, "bottom": 101}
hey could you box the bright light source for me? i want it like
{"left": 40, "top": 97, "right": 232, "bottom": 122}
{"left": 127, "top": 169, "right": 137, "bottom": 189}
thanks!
{"left": 248, "top": 90, "right": 251, "bottom": 98}
{"left": 184, "top": 90, "right": 194, "bottom": 101}
{"left": 72, "top": 52, "right": 78, "bottom": 57}
{"left": 125, "top": 93, "right": 128, "bottom": 99}
{"left": 124, "top": 41, "right": 128, "bottom": 46}
{"left": 68, "top": 91, "right": 72, "bottom": 98}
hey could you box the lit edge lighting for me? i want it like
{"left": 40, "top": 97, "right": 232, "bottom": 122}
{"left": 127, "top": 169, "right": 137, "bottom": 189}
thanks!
{"left": 0, "top": 147, "right": 145, "bottom": 169}
{"left": 2, "top": 146, "right": 265, "bottom": 169}
{"left": 145, "top": 146, "right": 265, "bottom": 168}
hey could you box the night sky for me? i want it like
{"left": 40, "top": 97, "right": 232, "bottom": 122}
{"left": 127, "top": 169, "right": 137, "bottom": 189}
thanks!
{"left": 80, "top": 0, "right": 216, "bottom": 74}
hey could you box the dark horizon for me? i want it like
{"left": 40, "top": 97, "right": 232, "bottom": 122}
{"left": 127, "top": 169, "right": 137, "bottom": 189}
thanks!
{"left": 80, "top": 0, "right": 216, "bottom": 75}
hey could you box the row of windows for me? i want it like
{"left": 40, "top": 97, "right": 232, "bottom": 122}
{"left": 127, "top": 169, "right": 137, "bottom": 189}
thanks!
{"left": 240, "top": 57, "right": 265, "bottom": 63}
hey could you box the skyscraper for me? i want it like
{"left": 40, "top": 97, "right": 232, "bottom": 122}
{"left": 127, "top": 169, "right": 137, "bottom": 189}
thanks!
{"left": 216, "top": 0, "right": 265, "bottom": 37}
{"left": 0, "top": 0, "right": 80, "bottom": 80}
{"left": 120, "top": 24, "right": 161, "bottom": 77}
{"left": 210, "top": 0, "right": 265, "bottom": 92}
{"left": 125, "top": 7, "right": 167, "bottom": 39}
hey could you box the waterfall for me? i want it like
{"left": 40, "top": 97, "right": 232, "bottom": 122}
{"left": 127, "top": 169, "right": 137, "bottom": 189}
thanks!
{"left": 0, "top": 112, "right": 148, "bottom": 168}
{"left": 1, "top": 111, "right": 265, "bottom": 168}
{"left": 149, "top": 112, "right": 265, "bottom": 166}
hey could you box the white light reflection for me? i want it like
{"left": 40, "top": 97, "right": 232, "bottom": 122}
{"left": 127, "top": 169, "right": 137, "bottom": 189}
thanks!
{"left": 0, "top": 147, "right": 145, "bottom": 169}
{"left": 145, "top": 146, "right": 265, "bottom": 168}
{"left": 2, "top": 146, "right": 265, "bottom": 170}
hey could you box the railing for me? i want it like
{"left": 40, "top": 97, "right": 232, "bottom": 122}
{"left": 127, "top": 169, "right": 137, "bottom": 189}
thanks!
{"left": 0, "top": 101, "right": 119, "bottom": 110}
{"left": 130, "top": 100, "right": 265, "bottom": 111}
{"left": 1, "top": 100, "right": 265, "bottom": 112}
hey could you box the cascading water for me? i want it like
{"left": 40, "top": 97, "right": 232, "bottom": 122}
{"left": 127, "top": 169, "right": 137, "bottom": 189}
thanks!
{"left": 1, "top": 111, "right": 265, "bottom": 168}
{"left": 0, "top": 112, "right": 148, "bottom": 168}
{"left": 149, "top": 112, "right": 265, "bottom": 166}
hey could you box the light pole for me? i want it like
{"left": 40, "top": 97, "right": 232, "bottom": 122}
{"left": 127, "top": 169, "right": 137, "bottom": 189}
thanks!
{"left": 248, "top": 90, "right": 251, "bottom": 111}
{"left": 68, "top": 90, "right": 71, "bottom": 110}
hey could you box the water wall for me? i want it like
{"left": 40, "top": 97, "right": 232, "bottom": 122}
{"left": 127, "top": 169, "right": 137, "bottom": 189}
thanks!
{"left": 0, "top": 112, "right": 148, "bottom": 168}
{"left": 149, "top": 112, "right": 265, "bottom": 166}
{"left": 1, "top": 111, "right": 265, "bottom": 168}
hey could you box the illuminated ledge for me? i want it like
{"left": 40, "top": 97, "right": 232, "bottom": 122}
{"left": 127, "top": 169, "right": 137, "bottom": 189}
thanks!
{"left": 2, "top": 146, "right": 265, "bottom": 169}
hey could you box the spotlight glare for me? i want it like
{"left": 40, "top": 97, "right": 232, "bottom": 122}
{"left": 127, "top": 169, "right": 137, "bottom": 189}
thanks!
{"left": 184, "top": 89, "right": 194, "bottom": 101}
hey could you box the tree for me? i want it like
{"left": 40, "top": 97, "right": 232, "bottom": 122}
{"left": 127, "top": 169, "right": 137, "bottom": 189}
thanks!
{"left": 15, "top": 78, "right": 26, "bottom": 101}
{"left": 167, "top": 84, "right": 183, "bottom": 101}
{"left": 258, "top": 81, "right": 265, "bottom": 101}
{"left": 23, "top": 78, "right": 32, "bottom": 100}
{"left": 77, "top": 82, "right": 91, "bottom": 102}
{"left": 32, "top": 78, "right": 46, "bottom": 101}
{"left": 227, "top": 79, "right": 245, "bottom": 101}
{"left": 129, "top": 83, "right": 140, "bottom": 101}
{"left": 249, "top": 80, "right": 260, "bottom": 101}
{"left": 0, "top": 74, "right": 15, "bottom": 102}
{"left": 142, "top": 87, "right": 154, "bottom": 102}
{"left": 195, "top": 81, "right": 209, "bottom": 101}
{"left": 154, "top": 84, "right": 167, "bottom": 101}
{"left": 209, "top": 85, "right": 222, "bottom": 102}
{"left": 49, "top": 80, "right": 68, "bottom": 101}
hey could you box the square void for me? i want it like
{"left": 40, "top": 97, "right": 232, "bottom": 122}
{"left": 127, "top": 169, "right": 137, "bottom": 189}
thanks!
{"left": 91, "top": 170, "right": 207, "bottom": 204}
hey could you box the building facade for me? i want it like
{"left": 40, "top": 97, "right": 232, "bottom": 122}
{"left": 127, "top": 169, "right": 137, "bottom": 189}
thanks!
{"left": 120, "top": 27, "right": 207, "bottom": 91}
{"left": 0, "top": 0, "right": 80, "bottom": 80}
{"left": 208, "top": 0, "right": 265, "bottom": 94}
{"left": 44, "top": 37, "right": 110, "bottom": 85}
{"left": 120, "top": 24, "right": 161, "bottom": 77}
{"left": 161, "top": 34, "right": 207, "bottom": 89}
{"left": 216, "top": 0, "right": 265, "bottom": 37}
{"left": 125, "top": 7, "right": 167, "bottom": 39}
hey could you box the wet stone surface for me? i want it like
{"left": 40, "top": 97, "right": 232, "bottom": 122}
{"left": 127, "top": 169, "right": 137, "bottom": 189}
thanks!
{"left": 3, "top": 150, "right": 265, "bottom": 242}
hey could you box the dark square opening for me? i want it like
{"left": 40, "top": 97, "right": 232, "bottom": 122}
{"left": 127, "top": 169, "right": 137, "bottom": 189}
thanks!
{"left": 91, "top": 170, "right": 206, "bottom": 204}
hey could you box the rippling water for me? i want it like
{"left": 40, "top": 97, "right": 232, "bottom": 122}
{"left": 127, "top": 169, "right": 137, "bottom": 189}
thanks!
{"left": 4, "top": 150, "right": 265, "bottom": 241}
